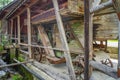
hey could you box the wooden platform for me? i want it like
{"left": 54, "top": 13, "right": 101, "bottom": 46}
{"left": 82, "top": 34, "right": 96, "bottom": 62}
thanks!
{"left": 26, "top": 61, "right": 70, "bottom": 80}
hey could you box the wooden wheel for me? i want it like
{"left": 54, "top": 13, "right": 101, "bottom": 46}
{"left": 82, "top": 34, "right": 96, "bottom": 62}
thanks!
{"left": 101, "top": 58, "right": 113, "bottom": 67}
{"left": 32, "top": 47, "right": 42, "bottom": 62}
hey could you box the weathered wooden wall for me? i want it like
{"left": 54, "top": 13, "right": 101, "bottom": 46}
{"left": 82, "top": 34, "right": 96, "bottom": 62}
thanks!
{"left": 94, "top": 13, "right": 119, "bottom": 40}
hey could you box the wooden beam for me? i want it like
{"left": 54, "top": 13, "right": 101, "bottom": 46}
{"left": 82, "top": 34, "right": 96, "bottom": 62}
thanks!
{"left": 10, "top": 19, "right": 13, "bottom": 40}
{"left": 32, "top": 61, "right": 70, "bottom": 80}
{"left": 17, "top": 16, "right": 20, "bottom": 44}
{"left": 112, "top": 0, "right": 120, "bottom": 20}
{"left": 90, "top": 61, "right": 117, "bottom": 79}
{"left": 118, "top": 21, "right": 120, "bottom": 77}
{"left": 19, "top": 49, "right": 29, "bottom": 54}
{"left": 52, "top": 0, "right": 76, "bottom": 80}
{"left": 84, "top": 0, "right": 94, "bottom": 80}
{"left": 0, "top": 59, "right": 33, "bottom": 68}
{"left": 89, "top": 13, "right": 94, "bottom": 76}
{"left": 8, "top": 0, "right": 39, "bottom": 20}
{"left": 37, "top": 25, "right": 55, "bottom": 57}
{"left": 27, "top": 8, "right": 32, "bottom": 58}
{"left": 90, "top": 0, "right": 113, "bottom": 14}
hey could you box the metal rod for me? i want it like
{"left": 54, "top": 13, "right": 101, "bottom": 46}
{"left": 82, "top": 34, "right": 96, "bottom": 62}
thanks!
{"left": 84, "top": 0, "right": 90, "bottom": 80}
{"left": 0, "top": 60, "right": 33, "bottom": 68}
{"left": 90, "top": 0, "right": 113, "bottom": 13}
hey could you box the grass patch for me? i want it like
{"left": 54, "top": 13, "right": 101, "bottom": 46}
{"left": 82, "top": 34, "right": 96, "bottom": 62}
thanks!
{"left": 107, "top": 47, "right": 118, "bottom": 59}
{"left": 108, "top": 40, "right": 118, "bottom": 42}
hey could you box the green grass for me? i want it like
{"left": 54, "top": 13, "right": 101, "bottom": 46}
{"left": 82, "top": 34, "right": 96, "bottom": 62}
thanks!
{"left": 108, "top": 40, "right": 118, "bottom": 42}
{"left": 0, "top": 45, "right": 4, "bottom": 51}
{"left": 12, "top": 74, "right": 22, "bottom": 80}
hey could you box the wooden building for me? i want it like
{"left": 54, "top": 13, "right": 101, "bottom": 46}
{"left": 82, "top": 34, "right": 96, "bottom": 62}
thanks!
{"left": 0, "top": 0, "right": 120, "bottom": 80}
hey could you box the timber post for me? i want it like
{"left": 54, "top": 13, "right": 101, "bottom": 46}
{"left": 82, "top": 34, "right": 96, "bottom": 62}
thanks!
{"left": 118, "top": 20, "right": 120, "bottom": 77}
{"left": 112, "top": 0, "right": 120, "bottom": 77}
{"left": 10, "top": 19, "right": 13, "bottom": 42}
{"left": 52, "top": 0, "right": 76, "bottom": 80}
{"left": 27, "top": 7, "right": 32, "bottom": 59}
{"left": 17, "top": 16, "right": 20, "bottom": 44}
{"left": 84, "top": 0, "right": 94, "bottom": 79}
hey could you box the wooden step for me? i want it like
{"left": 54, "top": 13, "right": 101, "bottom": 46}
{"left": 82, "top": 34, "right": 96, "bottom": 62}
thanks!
{"left": 46, "top": 56, "right": 66, "bottom": 64}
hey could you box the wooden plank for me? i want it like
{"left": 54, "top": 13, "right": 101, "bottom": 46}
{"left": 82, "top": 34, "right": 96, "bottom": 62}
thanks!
{"left": 17, "top": 16, "right": 20, "bottom": 44}
{"left": 89, "top": 13, "right": 94, "bottom": 76}
{"left": 38, "top": 25, "right": 55, "bottom": 57}
{"left": 27, "top": 8, "right": 32, "bottom": 58}
{"left": 52, "top": 0, "right": 76, "bottom": 80}
{"left": 19, "top": 49, "right": 29, "bottom": 54}
{"left": 0, "top": 59, "right": 33, "bottom": 68}
{"left": 32, "top": 61, "right": 70, "bottom": 80}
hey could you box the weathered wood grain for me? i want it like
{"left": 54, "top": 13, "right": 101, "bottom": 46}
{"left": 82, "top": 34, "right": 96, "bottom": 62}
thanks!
{"left": 37, "top": 25, "right": 55, "bottom": 57}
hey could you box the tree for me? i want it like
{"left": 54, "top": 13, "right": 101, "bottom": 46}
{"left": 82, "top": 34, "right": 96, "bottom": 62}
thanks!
{"left": 0, "top": 0, "right": 14, "bottom": 9}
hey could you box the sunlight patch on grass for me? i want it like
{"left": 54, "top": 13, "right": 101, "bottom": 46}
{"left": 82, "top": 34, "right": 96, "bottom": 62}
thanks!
{"left": 108, "top": 40, "right": 118, "bottom": 42}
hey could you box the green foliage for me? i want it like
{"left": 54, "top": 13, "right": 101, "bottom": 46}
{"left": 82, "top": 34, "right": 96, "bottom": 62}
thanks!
{"left": 0, "top": 35, "right": 9, "bottom": 46}
{"left": 0, "top": 0, "right": 13, "bottom": 9}
{"left": 0, "top": 45, "right": 4, "bottom": 51}
{"left": 55, "top": 50, "right": 64, "bottom": 58}
{"left": 12, "top": 74, "right": 22, "bottom": 80}
{"left": 19, "top": 66, "right": 33, "bottom": 80}
{"left": 10, "top": 50, "right": 32, "bottom": 80}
